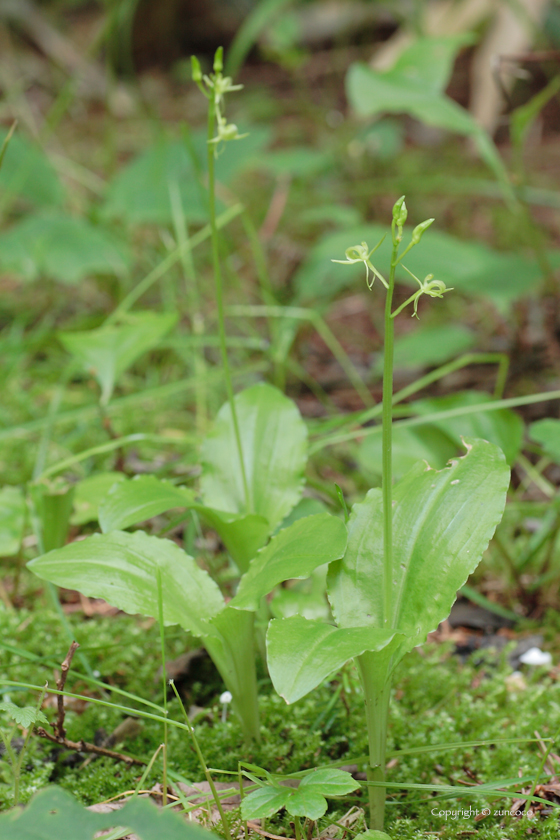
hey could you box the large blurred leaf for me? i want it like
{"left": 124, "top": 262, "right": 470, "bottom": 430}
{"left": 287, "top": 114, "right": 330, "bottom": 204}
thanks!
{"left": 361, "top": 391, "right": 522, "bottom": 478}
{"left": 530, "top": 418, "right": 560, "bottom": 463}
{"left": 99, "top": 475, "right": 270, "bottom": 574}
{"left": 71, "top": 472, "right": 126, "bottom": 526}
{"left": 59, "top": 312, "right": 177, "bottom": 405}
{"left": 412, "top": 391, "right": 523, "bottom": 466}
{"left": 0, "top": 785, "right": 214, "bottom": 840}
{"left": 99, "top": 475, "right": 195, "bottom": 531}
{"left": 266, "top": 615, "right": 401, "bottom": 704}
{"left": 345, "top": 36, "right": 510, "bottom": 193}
{"left": 28, "top": 530, "right": 224, "bottom": 638}
{"left": 230, "top": 513, "right": 347, "bottom": 611}
{"left": 200, "top": 383, "right": 307, "bottom": 533}
{"left": 103, "top": 128, "right": 270, "bottom": 226}
{"left": 0, "top": 213, "right": 130, "bottom": 284}
{"left": 0, "top": 127, "right": 64, "bottom": 207}
{"left": 328, "top": 439, "right": 509, "bottom": 658}
{"left": 359, "top": 425, "right": 457, "bottom": 481}
{"left": 294, "top": 224, "right": 543, "bottom": 309}
{"left": 385, "top": 324, "right": 475, "bottom": 372}
{"left": 255, "top": 147, "right": 332, "bottom": 178}
{"left": 0, "top": 485, "right": 25, "bottom": 556}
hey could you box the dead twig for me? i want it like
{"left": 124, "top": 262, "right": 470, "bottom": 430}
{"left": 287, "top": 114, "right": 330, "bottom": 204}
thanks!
{"left": 35, "top": 727, "right": 145, "bottom": 766}
{"left": 35, "top": 640, "right": 144, "bottom": 767}
{"left": 54, "top": 640, "right": 79, "bottom": 739}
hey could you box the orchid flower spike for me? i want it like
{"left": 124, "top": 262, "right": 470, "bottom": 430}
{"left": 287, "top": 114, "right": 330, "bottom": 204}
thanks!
{"left": 331, "top": 237, "right": 388, "bottom": 289}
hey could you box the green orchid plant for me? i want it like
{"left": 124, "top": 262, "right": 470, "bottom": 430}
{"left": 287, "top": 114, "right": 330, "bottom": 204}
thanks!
{"left": 28, "top": 383, "right": 347, "bottom": 744}
{"left": 265, "top": 198, "right": 509, "bottom": 832}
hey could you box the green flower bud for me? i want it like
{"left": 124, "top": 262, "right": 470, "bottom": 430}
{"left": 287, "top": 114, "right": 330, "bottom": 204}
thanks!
{"left": 214, "top": 46, "right": 224, "bottom": 73}
{"left": 411, "top": 218, "right": 434, "bottom": 245}
{"left": 392, "top": 195, "right": 407, "bottom": 226}
{"left": 191, "top": 56, "right": 202, "bottom": 83}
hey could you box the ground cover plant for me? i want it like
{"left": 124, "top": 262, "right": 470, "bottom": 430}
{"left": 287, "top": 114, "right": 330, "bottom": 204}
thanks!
{"left": 1, "top": 4, "right": 560, "bottom": 839}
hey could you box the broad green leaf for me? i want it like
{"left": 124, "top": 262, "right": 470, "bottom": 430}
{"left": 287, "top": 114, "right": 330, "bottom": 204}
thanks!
{"left": 412, "top": 391, "right": 523, "bottom": 466}
{"left": 299, "top": 768, "right": 360, "bottom": 796}
{"left": 201, "top": 383, "right": 307, "bottom": 533}
{"left": 384, "top": 324, "right": 475, "bottom": 372}
{"left": 346, "top": 39, "right": 510, "bottom": 193}
{"left": 103, "top": 129, "right": 270, "bottom": 226}
{"left": 231, "top": 513, "right": 347, "bottom": 611}
{"left": 298, "top": 204, "right": 362, "bottom": 228}
{"left": 285, "top": 789, "right": 327, "bottom": 819}
{"left": 530, "top": 418, "right": 560, "bottom": 463}
{"left": 328, "top": 439, "right": 509, "bottom": 656}
{"left": 103, "top": 138, "right": 207, "bottom": 226}
{"left": 270, "top": 566, "right": 330, "bottom": 621}
{"left": 241, "top": 785, "right": 291, "bottom": 819}
{"left": 71, "top": 472, "right": 126, "bottom": 526}
{"left": 0, "top": 128, "right": 64, "bottom": 207}
{"left": 99, "top": 475, "right": 269, "bottom": 573}
{"left": 28, "top": 530, "right": 224, "bottom": 638}
{"left": 0, "top": 213, "right": 129, "bottom": 283}
{"left": 294, "top": 224, "right": 541, "bottom": 309}
{"left": 0, "top": 485, "right": 26, "bottom": 556}
{"left": 275, "top": 497, "right": 328, "bottom": 532}
{"left": 59, "top": 312, "right": 177, "bottom": 405}
{"left": 99, "top": 476, "right": 195, "bottom": 531}
{"left": 360, "top": 391, "right": 523, "bottom": 478}
{"left": 390, "top": 35, "right": 474, "bottom": 94}
{"left": 194, "top": 507, "right": 269, "bottom": 574}
{"left": 0, "top": 702, "right": 48, "bottom": 728}
{"left": 511, "top": 76, "right": 560, "bottom": 151}
{"left": 359, "top": 426, "right": 456, "bottom": 481}
{"left": 0, "top": 785, "right": 213, "bottom": 840}
{"left": 256, "top": 147, "right": 333, "bottom": 178}
{"left": 266, "top": 616, "right": 402, "bottom": 703}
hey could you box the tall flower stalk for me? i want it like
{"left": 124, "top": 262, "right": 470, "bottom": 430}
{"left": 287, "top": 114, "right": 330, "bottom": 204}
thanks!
{"left": 192, "top": 48, "right": 251, "bottom": 511}
{"left": 332, "top": 198, "right": 451, "bottom": 829}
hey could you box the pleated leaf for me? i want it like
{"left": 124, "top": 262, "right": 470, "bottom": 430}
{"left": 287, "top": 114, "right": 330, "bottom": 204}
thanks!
{"left": 200, "top": 383, "right": 307, "bottom": 533}
{"left": 28, "top": 530, "right": 224, "bottom": 638}
{"left": 328, "top": 438, "right": 509, "bottom": 652}
{"left": 266, "top": 616, "right": 402, "bottom": 703}
{"left": 230, "top": 514, "right": 347, "bottom": 611}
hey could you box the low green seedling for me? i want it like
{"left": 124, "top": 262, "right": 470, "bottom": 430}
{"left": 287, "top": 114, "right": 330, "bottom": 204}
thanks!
{"left": 0, "top": 695, "right": 48, "bottom": 806}
{"left": 241, "top": 766, "right": 360, "bottom": 834}
{"left": 266, "top": 198, "right": 510, "bottom": 833}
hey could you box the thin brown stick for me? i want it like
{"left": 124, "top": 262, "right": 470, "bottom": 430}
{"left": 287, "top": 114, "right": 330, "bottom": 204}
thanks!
{"left": 246, "top": 823, "right": 292, "bottom": 840}
{"left": 35, "top": 727, "right": 145, "bottom": 766}
{"left": 55, "top": 641, "right": 80, "bottom": 739}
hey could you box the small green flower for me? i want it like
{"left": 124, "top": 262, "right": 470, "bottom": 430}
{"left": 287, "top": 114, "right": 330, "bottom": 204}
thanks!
{"left": 403, "top": 266, "right": 452, "bottom": 318}
{"left": 331, "top": 238, "right": 388, "bottom": 289}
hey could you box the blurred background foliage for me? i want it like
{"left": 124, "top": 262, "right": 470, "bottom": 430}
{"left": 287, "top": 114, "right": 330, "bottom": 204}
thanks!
{"left": 2, "top": 0, "right": 560, "bottom": 620}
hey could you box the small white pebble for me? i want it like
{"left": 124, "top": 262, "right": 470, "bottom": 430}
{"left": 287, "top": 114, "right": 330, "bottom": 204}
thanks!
{"left": 519, "top": 647, "right": 552, "bottom": 666}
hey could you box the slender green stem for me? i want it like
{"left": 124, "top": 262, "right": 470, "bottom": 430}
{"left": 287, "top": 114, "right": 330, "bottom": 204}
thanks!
{"left": 358, "top": 653, "right": 391, "bottom": 831}
{"left": 156, "top": 569, "right": 168, "bottom": 807}
{"left": 390, "top": 292, "right": 419, "bottom": 320}
{"left": 169, "top": 680, "right": 233, "bottom": 840}
{"left": 293, "top": 815, "right": 303, "bottom": 840}
{"left": 207, "top": 95, "right": 251, "bottom": 512}
{"left": 382, "top": 240, "right": 399, "bottom": 627}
